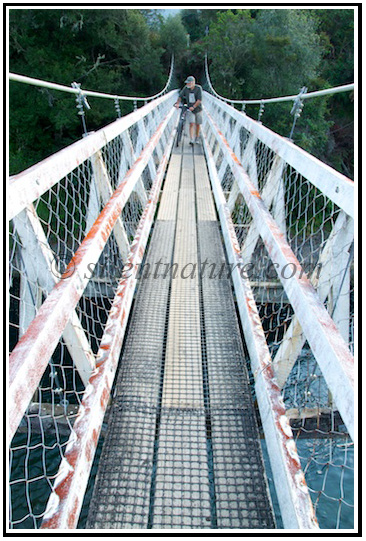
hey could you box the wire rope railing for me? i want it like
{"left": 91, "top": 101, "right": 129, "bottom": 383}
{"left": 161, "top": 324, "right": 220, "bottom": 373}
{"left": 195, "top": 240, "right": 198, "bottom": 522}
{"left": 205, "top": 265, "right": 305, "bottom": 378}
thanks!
{"left": 9, "top": 55, "right": 175, "bottom": 105}
{"left": 8, "top": 55, "right": 355, "bottom": 530}
{"left": 204, "top": 53, "right": 354, "bottom": 106}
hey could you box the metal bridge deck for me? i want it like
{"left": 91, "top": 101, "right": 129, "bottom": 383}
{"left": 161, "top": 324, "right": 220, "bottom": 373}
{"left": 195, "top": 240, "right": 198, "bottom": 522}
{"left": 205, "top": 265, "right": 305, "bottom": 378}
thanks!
{"left": 86, "top": 134, "right": 275, "bottom": 529}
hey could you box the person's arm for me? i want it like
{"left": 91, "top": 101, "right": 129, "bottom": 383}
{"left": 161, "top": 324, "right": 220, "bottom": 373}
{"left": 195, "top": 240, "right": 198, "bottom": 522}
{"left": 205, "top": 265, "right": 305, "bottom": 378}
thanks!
{"left": 189, "top": 99, "right": 201, "bottom": 112}
{"left": 189, "top": 86, "right": 202, "bottom": 111}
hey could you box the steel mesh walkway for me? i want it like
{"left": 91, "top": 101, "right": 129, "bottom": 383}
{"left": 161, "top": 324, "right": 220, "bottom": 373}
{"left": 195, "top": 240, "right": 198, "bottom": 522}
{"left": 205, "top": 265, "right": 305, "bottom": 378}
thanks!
{"left": 86, "top": 135, "right": 275, "bottom": 529}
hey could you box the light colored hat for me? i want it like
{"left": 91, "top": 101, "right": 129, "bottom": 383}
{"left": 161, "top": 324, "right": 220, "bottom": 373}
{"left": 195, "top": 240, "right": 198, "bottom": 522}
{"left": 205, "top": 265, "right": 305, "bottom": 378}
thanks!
{"left": 185, "top": 76, "right": 195, "bottom": 83}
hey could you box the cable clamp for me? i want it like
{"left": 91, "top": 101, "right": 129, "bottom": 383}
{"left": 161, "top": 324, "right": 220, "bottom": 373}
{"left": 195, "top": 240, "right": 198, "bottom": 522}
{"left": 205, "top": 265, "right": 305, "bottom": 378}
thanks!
{"left": 71, "top": 82, "right": 91, "bottom": 114}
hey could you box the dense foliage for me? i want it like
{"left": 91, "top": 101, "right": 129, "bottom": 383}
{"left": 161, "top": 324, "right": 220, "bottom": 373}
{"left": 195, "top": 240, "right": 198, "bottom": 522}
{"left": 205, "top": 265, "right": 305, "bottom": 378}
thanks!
{"left": 9, "top": 9, "right": 166, "bottom": 173}
{"left": 9, "top": 8, "right": 354, "bottom": 176}
{"left": 203, "top": 9, "right": 354, "bottom": 176}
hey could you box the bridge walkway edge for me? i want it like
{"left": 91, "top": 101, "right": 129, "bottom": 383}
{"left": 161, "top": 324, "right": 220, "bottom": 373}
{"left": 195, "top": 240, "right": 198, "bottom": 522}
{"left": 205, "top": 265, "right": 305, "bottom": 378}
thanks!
{"left": 85, "top": 131, "right": 275, "bottom": 529}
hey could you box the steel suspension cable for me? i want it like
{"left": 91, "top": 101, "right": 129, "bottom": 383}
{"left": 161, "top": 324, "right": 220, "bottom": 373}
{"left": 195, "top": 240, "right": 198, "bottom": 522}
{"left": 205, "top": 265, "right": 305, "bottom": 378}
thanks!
{"left": 204, "top": 53, "right": 354, "bottom": 105}
{"left": 9, "top": 55, "right": 175, "bottom": 103}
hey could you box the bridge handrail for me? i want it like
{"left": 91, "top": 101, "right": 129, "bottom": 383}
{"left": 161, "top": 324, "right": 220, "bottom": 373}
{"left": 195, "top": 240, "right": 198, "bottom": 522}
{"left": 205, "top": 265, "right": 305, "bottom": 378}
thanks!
{"left": 202, "top": 130, "right": 319, "bottom": 529}
{"left": 9, "top": 55, "right": 175, "bottom": 103}
{"left": 205, "top": 53, "right": 354, "bottom": 105}
{"left": 203, "top": 91, "right": 354, "bottom": 218}
{"left": 203, "top": 92, "right": 354, "bottom": 439}
{"left": 9, "top": 89, "right": 180, "bottom": 527}
{"left": 40, "top": 117, "right": 179, "bottom": 529}
{"left": 9, "top": 91, "right": 178, "bottom": 221}
{"left": 202, "top": 93, "right": 354, "bottom": 526}
{"left": 9, "top": 91, "right": 178, "bottom": 440}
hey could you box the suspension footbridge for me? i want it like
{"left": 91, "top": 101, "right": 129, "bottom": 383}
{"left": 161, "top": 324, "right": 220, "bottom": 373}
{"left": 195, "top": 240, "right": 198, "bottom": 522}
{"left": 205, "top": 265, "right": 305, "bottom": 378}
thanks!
{"left": 8, "top": 62, "right": 355, "bottom": 530}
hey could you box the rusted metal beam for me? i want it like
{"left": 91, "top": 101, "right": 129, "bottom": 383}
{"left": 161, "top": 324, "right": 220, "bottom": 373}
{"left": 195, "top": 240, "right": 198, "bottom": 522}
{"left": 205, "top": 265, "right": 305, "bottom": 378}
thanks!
{"left": 39, "top": 111, "right": 178, "bottom": 530}
{"left": 89, "top": 151, "right": 130, "bottom": 262}
{"left": 12, "top": 204, "right": 96, "bottom": 386}
{"left": 8, "top": 91, "right": 178, "bottom": 221}
{"left": 274, "top": 212, "right": 354, "bottom": 389}
{"left": 8, "top": 106, "right": 177, "bottom": 444}
{"left": 205, "top": 108, "right": 354, "bottom": 442}
{"left": 241, "top": 155, "right": 286, "bottom": 266}
{"left": 204, "top": 92, "right": 354, "bottom": 218}
{"left": 202, "top": 129, "right": 319, "bottom": 529}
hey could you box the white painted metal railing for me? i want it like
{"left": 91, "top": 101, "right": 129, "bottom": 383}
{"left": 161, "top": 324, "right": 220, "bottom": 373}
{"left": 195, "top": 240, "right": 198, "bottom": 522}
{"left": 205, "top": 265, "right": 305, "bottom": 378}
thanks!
{"left": 8, "top": 85, "right": 354, "bottom": 531}
{"left": 9, "top": 90, "right": 179, "bottom": 528}
{"left": 202, "top": 91, "right": 354, "bottom": 528}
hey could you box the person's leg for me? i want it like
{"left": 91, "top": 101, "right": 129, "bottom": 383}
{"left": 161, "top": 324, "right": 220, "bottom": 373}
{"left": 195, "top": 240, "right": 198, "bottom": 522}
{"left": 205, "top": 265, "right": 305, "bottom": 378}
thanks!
{"left": 187, "top": 110, "right": 196, "bottom": 144}
{"left": 189, "top": 122, "right": 195, "bottom": 143}
{"left": 195, "top": 113, "right": 203, "bottom": 142}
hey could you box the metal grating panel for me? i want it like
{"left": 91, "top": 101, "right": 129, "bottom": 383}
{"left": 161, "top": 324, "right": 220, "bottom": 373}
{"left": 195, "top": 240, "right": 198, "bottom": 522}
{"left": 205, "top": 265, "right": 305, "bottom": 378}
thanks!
{"left": 197, "top": 220, "right": 275, "bottom": 528}
{"left": 153, "top": 151, "right": 212, "bottom": 527}
{"left": 162, "top": 155, "right": 203, "bottom": 409}
{"left": 86, "top": 142, "right": 275, "bottom": 529}
{"left": 152, "top": 410, "right": 211, "bottom": 529}
{"left": 86, "top": 222, "right": 175, "bottom": 529}
{"left": 195, "top": 155, "right": 217, "bottom": 221}
{"left": 157, "top": 154, "right": 181, "bottom": 221}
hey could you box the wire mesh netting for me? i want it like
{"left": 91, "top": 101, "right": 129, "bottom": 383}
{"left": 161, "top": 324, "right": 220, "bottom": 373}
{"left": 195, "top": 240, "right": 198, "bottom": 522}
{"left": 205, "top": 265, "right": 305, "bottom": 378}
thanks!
{"left": 202, "top": 92, "right": 354, "bottom": 529}
{"left": 9, "top": 83, "right": 355, "bottom": 530}
{"left": 8, "top": 93, "right": 177, "bottom": 528}
{"left": 85, "top": 148, "right": 275, "bottom": 530}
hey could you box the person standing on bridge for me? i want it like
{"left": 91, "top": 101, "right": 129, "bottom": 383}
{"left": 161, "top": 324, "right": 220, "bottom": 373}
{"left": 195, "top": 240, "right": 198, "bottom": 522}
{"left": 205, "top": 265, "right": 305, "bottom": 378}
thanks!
{"left": 175, "top": 76, "right": 203, "bottom": 145}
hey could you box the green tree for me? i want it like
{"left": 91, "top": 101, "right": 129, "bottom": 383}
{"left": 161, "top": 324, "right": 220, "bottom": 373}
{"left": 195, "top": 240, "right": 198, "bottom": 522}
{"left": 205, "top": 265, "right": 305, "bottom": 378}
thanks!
{"left": 312, "top": 9, "right": 354, "bottom": 86}
{"left": 9, "top": 8, "right": 354, "bottom": 176}
{"left": 207, "top": 9, "right": 322, "bottom": 99}
{"left": 206, "top": 10, "right": 254, "bottom": 98}
{"left": 205, "top": 9, "right": 337, "bottom": 160}
{"left": 181, "top": 9, "right": 224, "bottom": 42}
{"left": 250, "top": 9, "right": 322, "bottom": 97}
{"left": 9, "top": 8, "right": 166, "bottom": 174}
{"left": 140, "top": 9, "right": 164, "bottom": 31}
{"left": 159, "top": 14, "right": 187, "bottom": 56}
{"left": 310, "top": 9, "right": 354, "bottom": 176}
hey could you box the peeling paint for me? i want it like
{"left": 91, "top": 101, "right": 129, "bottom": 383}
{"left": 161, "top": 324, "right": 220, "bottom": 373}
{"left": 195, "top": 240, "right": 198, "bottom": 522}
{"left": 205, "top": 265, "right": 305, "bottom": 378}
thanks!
{"left": 43, "top": 492, "right": 60, "bottom": 521}
{"left": 295, "top": 470, "right": 310, "bottom": 494}
{"left": 285, "top": 439, "right": 301, "bottom": 464}
{"left": 54, "top": 459, "right": 74, "bottom": 489}
{"left": 65, "top": 429, "right": 78, "bottom": 453}
{"left": 204, "top": 104, "right": 354, "bottom": 442}
{"left": 201, "top": 124, "right": 319, "bottom": 530}
{"left": 38, "top": 103, "right": 179, "bottom": 530}
{"left": 9, "top": 105, "right": 177, "bottom": 446}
